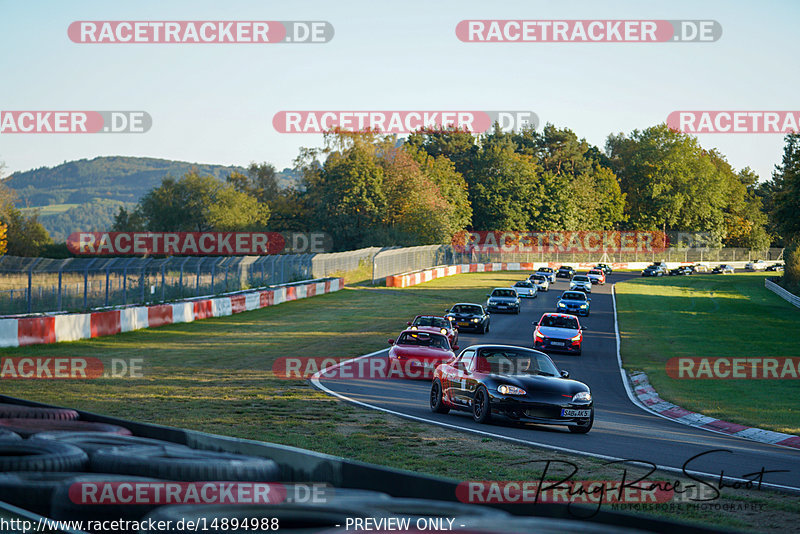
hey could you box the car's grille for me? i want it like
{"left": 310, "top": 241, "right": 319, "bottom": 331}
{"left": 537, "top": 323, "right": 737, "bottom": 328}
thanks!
{"left": 524, "top": 406, "right": 563, "bottom": 419}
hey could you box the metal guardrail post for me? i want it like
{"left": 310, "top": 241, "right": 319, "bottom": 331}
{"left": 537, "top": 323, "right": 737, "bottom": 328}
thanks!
{"left": 82, "top": 258, "right": 97, "bottom": 310}
{"left": 140, "top": 258, "right": 152, "bottom": 304}
{"left": 161, "top": 262, "right": 166, "bottom": 302}
{"left": 211, "top": 260, "right": 217, "bottom": 295}
{"left": 196, "top": 257, "right": 204, "bottom": 296}
{"left": 178, "top": 257, "right": 190, "bottom": 299}
{"left": 104, "top": 259, "right": 118, "bottom": 307}
{"left": 57, "top": 260, "right": 65, "bottom": 311}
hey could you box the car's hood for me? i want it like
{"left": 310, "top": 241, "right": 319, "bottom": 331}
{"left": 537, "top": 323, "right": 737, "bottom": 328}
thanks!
{"left": 559, "top": 298, "right": 588, "bottom": 305}
{"left": 488, "top": 296, "right": 518, "bottom": 303}
{"left": 537, "top": 326, "right": 579, "bottom": 338}
{"left": 491, "top": 374, "right": 589, "bottom": 400}
{"left": 587, "top": 273, "right": 603, "bottom": 278}
{"left": 514, "top": 287, "right": 535, "bottom": 293}
{"left": 413, "top": 326, "right": 451, "bottom": 336}
{"left": 391, "top": 345, "right": 453, "bottom": 360}
{"left": 449, "top": 312, "right": 482, "bottom": 319}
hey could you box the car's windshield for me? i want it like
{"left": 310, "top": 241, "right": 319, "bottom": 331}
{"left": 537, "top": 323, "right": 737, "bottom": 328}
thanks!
{"left": 514, "top": 281, "right": 532, "bottom": 287}
{"left": 491, "top": 289, "right": 516, "bottom": 298}
{"left": 476, "top": 349, "right": 559, "bottom": 376}
{"left": 451, "top": 305, "right": 481, "bottom": 314}
{"left": 573, "top": 276, "right": 589, "bottom": 282}
{"left": 398, "top": 332, "right": 449, "bottom": 349}
{"left": 413, "top": 316, "right": 449, "bottom": 329}
{"left": 531, "top": 275, "right": 546, "bottom": 282}
{"left": 559, "top": 266, "right": 572, "bottom": 271}
{"left": 537, "top": 268, "right": 552, "bottom": 273}
{"left": 540, "top": 315, "right": 579, "bottom": 329}
{"left": 589, "top": 270, "right": 601, "bottom": 275}
{"left": 562, "top": 292, "right": 587, "bottom": 301}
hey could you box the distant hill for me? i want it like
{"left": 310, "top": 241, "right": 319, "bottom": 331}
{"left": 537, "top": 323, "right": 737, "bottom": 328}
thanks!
{"left": 3, "top": 156, "right": 301, "bottom": 242}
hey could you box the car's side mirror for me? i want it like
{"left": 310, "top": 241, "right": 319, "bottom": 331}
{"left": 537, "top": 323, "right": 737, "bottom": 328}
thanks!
{"left": 388, "top": 339, "right": 395, "bottom": 345}
{"left": 406, "top": 321, "right": 412, "bottom": 326}
{"left": 587, "top": 298, "right": 592, "bottom": 301}
{"left": 580, "top": 326, "right": 586, "bottom": 330}
{"left": 560, "top": 370, "right": 570, "bottom": 379}
{"left": 452, "top": 345, "right": 459, "bottom": 351}
{"left": 486, "top": 294, "right": 491, "bottom": 297}
{"left": 532, "top": 322, "right": 538, "bottom": 326}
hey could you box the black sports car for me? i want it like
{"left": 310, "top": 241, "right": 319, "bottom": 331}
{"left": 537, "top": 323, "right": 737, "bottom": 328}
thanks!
{"left": 556, "top": 265, "right": 576, "bottom": 279}
{"left": 594, "top": 263, "right": 613, "bottom": 275}
{"left": 430, "top": 345, "right": 593, "bottom": 433}
{"left": 444, "top": 303, "right": 491, "bottom": 334}
{"left": 669, "top": 266, "right": 692, "bottom": 276}
{"left": 766, "top": 263, "right": 784, "bottom": 272}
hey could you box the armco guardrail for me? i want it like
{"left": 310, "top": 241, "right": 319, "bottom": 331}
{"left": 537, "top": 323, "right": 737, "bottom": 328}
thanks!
{"left": 0, "top": 277, "right": 343, "bottom": 348}
{"left": 765, "top": 277, "right": 800, "bottom": 308}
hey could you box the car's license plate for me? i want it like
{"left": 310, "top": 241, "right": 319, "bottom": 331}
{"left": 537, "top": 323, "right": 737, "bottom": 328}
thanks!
{"left": 551, "top": 341, "right": 565, "bottom": 346}
{"left": 562, "top": 409, "right": 591, "bottom": 418}
{"left": 458, "top": 322, "right": 469, "bottom": 326}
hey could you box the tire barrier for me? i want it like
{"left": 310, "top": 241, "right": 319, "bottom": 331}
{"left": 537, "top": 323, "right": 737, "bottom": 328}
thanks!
{"left": 0, "top": 419, "right": 132, "bottom": 438}
{"left": 0, "top": 439, "right": 89, "bottom": 472}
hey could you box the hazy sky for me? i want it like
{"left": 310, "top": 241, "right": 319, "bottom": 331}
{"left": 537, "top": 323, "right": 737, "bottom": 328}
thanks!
{"left": 0, "top": 0, "right": 796, "bottom": 181}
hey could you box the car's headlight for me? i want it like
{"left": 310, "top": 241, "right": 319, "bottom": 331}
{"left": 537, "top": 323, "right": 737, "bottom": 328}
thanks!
{"left": 498, "top": 384, "right": 527, "bottom": 396}
{"left": 570, "top": 333, "right": 582, "bottom": 341}
{"left": 580, "top": 304, "right": 587, "bottom": 308}
{"left": 440, "top": 328, "right": 447, "bottom": 334}
{"left": 471, "top": 318, "right": 480, "bottom": 323}
{"left": 572, "top": 391, "right": 591, "bottom": 403}
{"left": 410, "top": 326, "right": 417, "bottom": 330}
{"left": 557, "top": 302, "right": 566, "bottom": 307}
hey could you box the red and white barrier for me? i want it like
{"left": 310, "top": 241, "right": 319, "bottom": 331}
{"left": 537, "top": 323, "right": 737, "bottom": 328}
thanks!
{"left": 0, "top": 278, "right": 344, "bottom": 348}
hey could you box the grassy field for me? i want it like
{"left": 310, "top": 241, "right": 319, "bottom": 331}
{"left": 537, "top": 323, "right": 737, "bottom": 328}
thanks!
{"left": 1, "top": 272, "right": 799, "bottom": 532}
{"left": 616, "top": 272, "right": 800, "bottom": 435}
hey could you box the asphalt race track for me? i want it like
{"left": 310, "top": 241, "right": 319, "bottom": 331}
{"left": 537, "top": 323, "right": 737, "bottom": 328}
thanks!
{"left": 314, "top": 273, "right": 800, "bottom": 492}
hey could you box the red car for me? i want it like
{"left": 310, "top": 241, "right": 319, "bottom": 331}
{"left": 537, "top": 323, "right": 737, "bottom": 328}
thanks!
{"left": 388, "top": 330, "right": 457, "bottom": 379}
{"left": 407, "top": 315, "right": 458, "bottom": 348}
{"left": 533, "top": 313, "right": 584, "bottom": 355}
{"left": 586, "top": 269, "right": 606, "bottom": 285}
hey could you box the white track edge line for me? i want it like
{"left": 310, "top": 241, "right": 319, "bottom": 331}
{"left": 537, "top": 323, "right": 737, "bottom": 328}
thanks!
{"left": 309, "top": 348, "right": 800, "bottom": 493}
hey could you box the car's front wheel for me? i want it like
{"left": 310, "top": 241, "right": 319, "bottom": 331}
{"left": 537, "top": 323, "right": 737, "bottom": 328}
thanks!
{"left": 569, "top": 410, "right": 593, "bottom": 433}
{"left": 472, "top": 386, "right": 492, "bottom": 424}
{"left": 430, "top": 380, "right": 450, "bottom": 414}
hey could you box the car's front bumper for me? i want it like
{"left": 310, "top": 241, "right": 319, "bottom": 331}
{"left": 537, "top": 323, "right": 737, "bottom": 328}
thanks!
{"left": 489, "top": 397, "right": 594, "bottom": 425}
{"left": 534, "top": 340, "right": 581, "bottom": 353}
{"left": 556, "top": 306, "right": 589, "bottom": 316}
{"left": 487, "top": 304, "right": 520, "bottom": 313}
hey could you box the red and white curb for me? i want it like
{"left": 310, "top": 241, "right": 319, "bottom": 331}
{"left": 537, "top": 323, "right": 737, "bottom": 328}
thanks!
{"left": 612, "top": 284, "right": 800, "bottom": 451}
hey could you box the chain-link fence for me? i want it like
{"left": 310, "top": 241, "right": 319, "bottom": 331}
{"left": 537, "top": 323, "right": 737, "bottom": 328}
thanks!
{"left": 0, "top": 246, "right": 785, "bottom": 315}
{"left": 0, "top": 255, "right": 314, "bottom": 315}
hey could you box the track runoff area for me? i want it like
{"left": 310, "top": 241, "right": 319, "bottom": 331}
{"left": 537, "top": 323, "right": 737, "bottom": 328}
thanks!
{"left": 312, "top": 272, "right": 800, "bottom": 494}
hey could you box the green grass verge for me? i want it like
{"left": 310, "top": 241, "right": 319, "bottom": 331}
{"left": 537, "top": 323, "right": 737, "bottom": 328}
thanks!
{"left": 1, "top": 272, "right": 799, "bottom": 532}
{"left": 616, "top": 272, "right": 800, "bottom": 435}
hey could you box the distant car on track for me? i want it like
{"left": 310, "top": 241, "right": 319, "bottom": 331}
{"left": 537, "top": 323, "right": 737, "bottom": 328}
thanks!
{"left": 745, "top": 260, "right": 767, "bottom": 271}
{"left": 569, "top": 275, "right": 592, "bottom": 293}
{"left": 430, "top": 345, "right": 594, "bottom": 433}
{"left": 445, "top": 303, "right": 490, "bottom": 334}
{"left": 528, "top": 273, "right": 550, "bottom": 292}
{"left": 595, "top": 263, "right": 613, "bottom": 275}
{"left": 533, "top": 313, "right": 584, "bottom": 355}
{"left": 766, "top": 263, "right": 784, "bottom": 272}
{"left": 407, "top": 315, "right": 458, "bottom": 348}
{"left": 512, "top": 280, "right": 538, "bottom": 298}
{"left": 556, "top": 291, "right": 591, "bottom": 316}
{"left": 486, "top": 288, "right": 521, "bottom": 314}
{"left": 690, "top": 263, "right": 709, "bottom": 273}
{"left": 556, "top": 266, "right": 576, "bottom": 279}
{"left": 536, "top": 267, "right": 556, "bottom": 283}
{"left": 669, "top": 266, "right": 693, "bottom": 276}
{"left": 642, "top": 264, "right": 666, "bottom": 277}
{"left": 712, "top": 264, "right": 735, "bottom": 274}
{"left": 586, "top": 269, "right": 606, "bottom": 285}
{"left": 388, "top": 330, "right": 457, "bottom": 379}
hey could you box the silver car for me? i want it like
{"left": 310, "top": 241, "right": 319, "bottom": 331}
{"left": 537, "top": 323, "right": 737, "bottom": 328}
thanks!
{"left": 569, "top": 275, "right": 592, "bottom": 293}
{"left": 528, "top": 273, "right": 550, "bottom": 292}
{"left": 513, "top": 280, "right": 538, "bottom": 298}
{"left": 486, "top": 288, "right": 521, "bottom": 314}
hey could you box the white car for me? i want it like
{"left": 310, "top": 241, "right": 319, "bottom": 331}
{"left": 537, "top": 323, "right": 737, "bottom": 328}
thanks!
{"left": 745, "top": 260, "right": 766, "bottom": 271}
{"left": 528, "top": 273, "right": 550, "bottom": 292}
{"left": 569, "top": 275, "right": 592, "bottom": 293}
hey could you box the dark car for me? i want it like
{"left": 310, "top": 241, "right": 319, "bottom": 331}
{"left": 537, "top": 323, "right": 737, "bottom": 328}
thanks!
{"left": 445, "top": 303, "right": 490, "bottom": 334}
{"left": 669, "top": 266, "right": 693, "bottom": 276}
{"left": 556, "top": 291, "right": 591, "bottom": 316}
{"left": 766, "top": 263, "right": 784, "bottom": 272}
{"left": 486, "top": 288, "right": 521, "bottom": 314}
{"left": 595, "top": 263, "right": 613, "bottom": 275}
{"left": 430, "top": 345, "right": 593, "bottom": 433}
{"left": 536, "top": 267, "right": 556, "bottom": 283}
{"left": 641, "top": 264, "right": 665, "bottom": 277}
{"left": 533, "top": 313, "right": 584, "bottom": 355}
{"left": 407, "top": 315, "right": 458, "bottom": 348}
{"left": 556, "top": 265, "right": 576, "bottom": 279}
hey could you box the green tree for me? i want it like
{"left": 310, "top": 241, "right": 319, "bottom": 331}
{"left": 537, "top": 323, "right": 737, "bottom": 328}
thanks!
{"left": 0, "top": 172, "right": 53, "bottom": 256}
{"left": 114, "top": 171, "right": 270, "bottom": 232}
